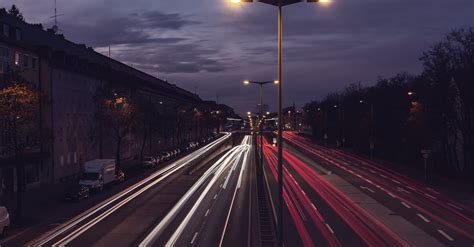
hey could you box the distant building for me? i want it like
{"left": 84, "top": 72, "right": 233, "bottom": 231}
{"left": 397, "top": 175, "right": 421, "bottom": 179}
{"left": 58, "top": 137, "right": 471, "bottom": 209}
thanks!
{"left": 0, "top": 9, "right": 233, "bottom": 193}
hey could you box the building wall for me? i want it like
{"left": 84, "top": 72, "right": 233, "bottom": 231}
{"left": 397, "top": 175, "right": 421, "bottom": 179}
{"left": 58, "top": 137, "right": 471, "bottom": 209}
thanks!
{"left": 51, "top": 68, "right": 103, "bottom": 180}
{"left": 0, "top": 42, "right": 39, "bottom": 84}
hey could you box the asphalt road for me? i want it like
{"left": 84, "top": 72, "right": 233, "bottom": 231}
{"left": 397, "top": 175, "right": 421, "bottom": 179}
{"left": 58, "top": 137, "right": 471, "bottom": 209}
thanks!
{"left": 283, "top": 132, "right": 474, "bottom": 246}
{"left": 141, "top": 135, "right": 257, "bottom": 247}
{"left": 25, "top": 133, "right": 233, "bottom": 246}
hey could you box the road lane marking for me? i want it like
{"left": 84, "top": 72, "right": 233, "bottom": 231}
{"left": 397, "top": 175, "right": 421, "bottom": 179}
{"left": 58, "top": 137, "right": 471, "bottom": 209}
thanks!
{"left": 311, "top": 203, "right": 317, "bottom": 211}
{"left": 360, "top": 186, "right": 375, "bottom": 193}
{"left": 380, "top": 174, "right": 388, "bottom": 179}
{"left": 417, "top": 213, "right": 430, "bottom": 223}
{"left": 31, "top": 132, "right": 232, "bottom": 246}
{"left": 401, "top": 202, "right": 411, "bottom": 209}
{"left": 325, "top": 223, "right": 335, "bottom": 234}
{"left": 205, "top": 209, "right": 210, "bottom": 217}
{"left": 406, "top": 186, "right": 416, "bottom": 191}
{"left": 190, "top": 232, "right": 199, "bottom": 245}
{"left": 139, "top": 142, "right": 244, "bottom": 246}
{"left": 447, "top": 203, "right": 463, "bottom": 211}
{"left": 437, "top": 229, "right": 454, "bottom": 241}
{"left": 387, "top": 192, "right": 396, "bottom": 198}
{"left": 424, "top": 193, "right": 437, "bottom": 200}
{"left": 220, "top": 136, "right": 252, "bottom": 247}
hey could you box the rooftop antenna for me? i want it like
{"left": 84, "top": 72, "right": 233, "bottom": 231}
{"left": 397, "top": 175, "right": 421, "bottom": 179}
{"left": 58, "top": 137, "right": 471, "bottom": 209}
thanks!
{"left": 50, "top": 0, "right": 64, "bottom": 33}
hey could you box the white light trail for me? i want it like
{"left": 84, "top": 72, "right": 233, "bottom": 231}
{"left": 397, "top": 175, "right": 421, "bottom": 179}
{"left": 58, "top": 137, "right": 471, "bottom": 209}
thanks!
{"left": 140, "top": 136, "right": 251, "bottom": 246}
{"left": 30, "top": 133, "right": 231, "bottom": 247}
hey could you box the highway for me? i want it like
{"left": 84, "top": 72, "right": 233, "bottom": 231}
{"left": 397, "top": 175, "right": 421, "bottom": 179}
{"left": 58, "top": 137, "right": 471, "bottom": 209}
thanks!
{"left": 27, "top": 133, "right": 233, "bottom": 246}
{"left": 283, "top": 132, "right": 474, "bottom": 246}
{"left": 261, "top": 137, "right": 407, "bottom": 247}
{"left": 140, "top": 135, "right": 255, "bottom": 246}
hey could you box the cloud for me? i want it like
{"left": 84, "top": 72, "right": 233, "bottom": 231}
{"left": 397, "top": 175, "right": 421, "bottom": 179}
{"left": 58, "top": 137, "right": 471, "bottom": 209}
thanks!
{"left": 4, "top": 0, "right": 471, "bottom": 115}
{"left": 57, "top": 10, "right": 200, "bottom": 47}
{"left": 107, "top": 42, "right": 229, "bottom": 74}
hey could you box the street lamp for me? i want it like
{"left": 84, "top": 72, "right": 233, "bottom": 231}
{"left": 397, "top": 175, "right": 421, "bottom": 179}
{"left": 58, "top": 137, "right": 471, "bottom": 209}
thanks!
{"left": 243, "top": 80, "right": 277, "bottom": 175}
{"left": 230, "top": 1, "right": 328, "bottom": 245}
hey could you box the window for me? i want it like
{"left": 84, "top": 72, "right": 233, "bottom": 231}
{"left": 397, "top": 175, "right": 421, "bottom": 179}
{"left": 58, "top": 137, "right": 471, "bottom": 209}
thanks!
{"left": 31, "top": 57, "right": 38, "bottom": 70}
{"left": 2, "top": 24, "right": 9, "bottom": 37}
{"left": 67, "top": 152, "right": 71, "bottom": 165}
{"left": 73, "top": 152, "right": 77, "bottom": 164}
{"left": 14, "top": 52, "right": 20, "bottom": 66}
{"left": 0, "top": 47, "right": 9, "bottom": 58}
{"left": 22, "top": 54, "right": 28, "bottom": 67}
{"left": 15, "top": 29, "right": 21, "bottom": 41}
{"left": 60, "top": 155, "right": 64, "bottom": 167}
{"left": 25, "top": 164, "right": 40, "bottom": 184}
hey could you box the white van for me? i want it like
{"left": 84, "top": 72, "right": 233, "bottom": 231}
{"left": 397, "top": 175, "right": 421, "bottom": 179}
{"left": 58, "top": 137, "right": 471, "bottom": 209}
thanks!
{"left": 0, "top": 206, "right": 10, "bottom": 237}
{"left": 79, "top": 159, "right": 116, "bottom": 191}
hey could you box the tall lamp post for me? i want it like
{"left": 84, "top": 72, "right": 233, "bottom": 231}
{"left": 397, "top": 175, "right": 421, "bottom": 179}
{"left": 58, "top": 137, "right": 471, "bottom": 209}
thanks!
{"left": 230, "top": 1, "right": 330, "bottom": 246}
{"left": 243, "top": 80, "right": 278, "bottom": 174}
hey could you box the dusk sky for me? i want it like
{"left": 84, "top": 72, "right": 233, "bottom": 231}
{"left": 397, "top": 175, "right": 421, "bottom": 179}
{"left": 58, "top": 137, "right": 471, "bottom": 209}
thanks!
{"left": 3, "top": 0, "right": 473, "bottom": 114}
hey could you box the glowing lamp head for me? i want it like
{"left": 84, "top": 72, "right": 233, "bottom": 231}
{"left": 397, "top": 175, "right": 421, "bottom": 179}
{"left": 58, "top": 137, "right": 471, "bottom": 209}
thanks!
{"left": 274, "top": 80, "right": 279, "bottom": 84}
{"left": 244, "top": 80, "right": 250, "bottom": 85}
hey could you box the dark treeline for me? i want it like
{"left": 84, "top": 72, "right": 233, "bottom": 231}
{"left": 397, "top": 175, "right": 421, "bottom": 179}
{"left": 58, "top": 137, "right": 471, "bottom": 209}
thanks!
{"left": 302, "top": 28, "right": 474, "bottom": 181}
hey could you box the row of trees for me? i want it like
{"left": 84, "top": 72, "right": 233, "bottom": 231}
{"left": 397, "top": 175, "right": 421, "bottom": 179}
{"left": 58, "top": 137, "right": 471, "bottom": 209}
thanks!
{"left": 93, "top": 83, "right": 229, "bottom": 168}
{"left": 302, "top": 28, "right": 474, "bottom": 180}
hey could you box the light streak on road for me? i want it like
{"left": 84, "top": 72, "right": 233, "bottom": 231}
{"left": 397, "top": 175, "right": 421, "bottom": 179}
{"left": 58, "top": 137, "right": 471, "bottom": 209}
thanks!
{"left": 140, "top": 136, "right": 251, "bottom": 246}
{"left": 284, "top": 132, "right": 474, "bottom": 243}
{"left": 261, "top": 138, "right": 338, "bottom": 247}
{"left": 29, "top": 132, "right": 231, "bottom": 247}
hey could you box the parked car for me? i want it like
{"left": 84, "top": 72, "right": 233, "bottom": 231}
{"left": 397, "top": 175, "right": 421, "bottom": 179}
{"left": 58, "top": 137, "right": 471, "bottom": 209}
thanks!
{"left": 79, "top": 159, "right": 116, "bottom": 192}
{"left": 142, "top": 156, "right": 157, "bottom": 168}
{"left": 180, "top": 144, "right": 190, "bottom": 152}
{"left": 63, "top": 185, "right": 90, "bottom": 202}
{"left": 0, "top": 206, "right": 9, "bottom": 237}
{"left": 155, "top": 155, "right": 164, "bottom": 163}
{"left": 115, "top": 170, "right": 125, "bottom": 182}
{"left": 160, "top": 152, "right": 171, "bottom": 161}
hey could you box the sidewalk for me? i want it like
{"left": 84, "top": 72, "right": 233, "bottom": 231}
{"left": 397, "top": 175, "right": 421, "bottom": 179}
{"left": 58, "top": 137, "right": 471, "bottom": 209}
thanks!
{"left": 0, "top": 159, "right": 142, "bottom": 240}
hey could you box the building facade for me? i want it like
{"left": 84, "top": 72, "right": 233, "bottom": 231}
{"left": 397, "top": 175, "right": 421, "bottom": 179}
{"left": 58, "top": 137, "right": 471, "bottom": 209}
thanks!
{"left": 0, "top": 9, "right": 227, "bottom": 196}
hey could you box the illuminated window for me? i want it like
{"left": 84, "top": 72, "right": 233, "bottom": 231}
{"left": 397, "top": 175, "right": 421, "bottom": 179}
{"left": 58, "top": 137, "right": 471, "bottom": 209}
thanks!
{"left": 14, "top": 52, "right": 20, "bottom": 66}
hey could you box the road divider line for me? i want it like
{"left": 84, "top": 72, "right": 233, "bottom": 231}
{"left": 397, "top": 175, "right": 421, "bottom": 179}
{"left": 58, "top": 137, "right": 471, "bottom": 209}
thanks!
{"left": 401, "top": 202, "right": 411, "bottom": 209}
{"left": 190, "top": 232, "right": 199, "bottom": 245}
{"left": 437, "top": 229, "right": 454, "bottom": 241}
{"left": 417, "top": 213, "right": 430, "bottom": 223}
{"left": 325, "top": 223, "right": 335, "bottom": 234}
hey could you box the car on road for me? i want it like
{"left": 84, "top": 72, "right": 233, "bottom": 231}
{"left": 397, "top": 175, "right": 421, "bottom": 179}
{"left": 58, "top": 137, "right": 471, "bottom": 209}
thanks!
{"left": 142, "top": 156, "right": 157, "bottom": 168}
{"left": 115, "top": 170, "right": 125, "bottom": 183}
{"left": 0, "top": 206, "right": 9, "bottom": 237}
{"left": 63, "top": 185, "right": 90, "bottom": 202}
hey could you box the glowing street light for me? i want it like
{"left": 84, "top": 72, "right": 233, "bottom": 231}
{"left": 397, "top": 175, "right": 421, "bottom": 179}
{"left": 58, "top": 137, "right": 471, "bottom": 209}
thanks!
{"left": 229, "top": 1, "right": 330, "bottom": 245}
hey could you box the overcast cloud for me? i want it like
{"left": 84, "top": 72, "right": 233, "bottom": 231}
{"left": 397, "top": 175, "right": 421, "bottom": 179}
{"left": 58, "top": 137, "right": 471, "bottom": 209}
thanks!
{"left": 3, "top": 0, "right": 473, "bottom": 114}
